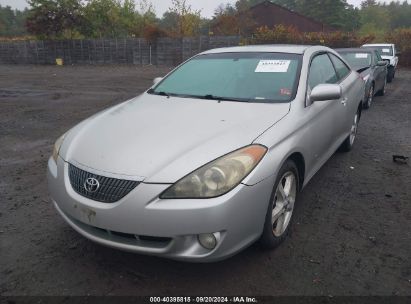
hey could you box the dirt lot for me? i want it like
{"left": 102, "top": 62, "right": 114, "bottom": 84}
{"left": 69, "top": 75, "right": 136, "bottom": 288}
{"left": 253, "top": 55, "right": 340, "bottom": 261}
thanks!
{"left": 0, "top": 65, "right": 410, "bottom": 296}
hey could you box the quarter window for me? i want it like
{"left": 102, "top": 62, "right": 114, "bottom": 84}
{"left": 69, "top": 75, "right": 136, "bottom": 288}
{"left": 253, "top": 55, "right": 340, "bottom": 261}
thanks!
{"left": 308, "top": 54, "right": 338, "bottom": 89}
{"left": 329, "top": 53, "right": 351, "bottom": 80}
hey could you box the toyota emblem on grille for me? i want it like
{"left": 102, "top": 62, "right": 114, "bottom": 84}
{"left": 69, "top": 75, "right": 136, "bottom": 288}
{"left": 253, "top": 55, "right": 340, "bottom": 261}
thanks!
{"left": 84, "top": 177, "right": 100, "bottom": 193}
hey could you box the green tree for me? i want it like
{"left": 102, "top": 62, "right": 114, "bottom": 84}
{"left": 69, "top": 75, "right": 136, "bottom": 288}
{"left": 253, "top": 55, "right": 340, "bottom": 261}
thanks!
{"left": 138, "top": 0, "right": 158, "bottom": 36}
{"left": 358, "top": 1, "right": 391, "bottom": 38}
{"left": 82, "top": 0, "right": 160, "bottom": 38}
{"left": 26, "top": 0, "right": 84, "bottom": 39}
{"left": 386, "top": 1, "right": 411, "bottom": 29}
{"left": 82, "top": 0, "right": 123, "bottom": 38}
{"left": 295, "top": 0, "right": 358, "bottom": 30}
{"left": 271, "top": 0, "right": 298, "bottom": 10}
{"left": 166, "top": 0, "right": 202, "bottom": 37}
{"left": 0, "top": 5, "right": 29, "bottom": 37}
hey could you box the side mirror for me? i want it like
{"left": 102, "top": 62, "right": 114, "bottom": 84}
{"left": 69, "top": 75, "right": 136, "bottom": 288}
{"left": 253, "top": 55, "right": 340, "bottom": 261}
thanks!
{"left": 153, "top": 77, "right": 163, "bottom": 85}
{"left": 310, "top": 84, "right": 342, "bottom": 103}
{"left": 396, "top": 51, "right": 401, "bottom": 56}
{"left": 377, "top": 60, "right": 387, "bottom": 66}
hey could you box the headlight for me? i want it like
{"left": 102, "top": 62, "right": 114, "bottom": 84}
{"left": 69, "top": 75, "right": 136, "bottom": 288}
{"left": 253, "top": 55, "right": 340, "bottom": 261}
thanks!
{"left": 160, "top": 145, "right": 267, "bottom": 199}
{"left": 52, "top": 134, "right": 66, "bottom": 162}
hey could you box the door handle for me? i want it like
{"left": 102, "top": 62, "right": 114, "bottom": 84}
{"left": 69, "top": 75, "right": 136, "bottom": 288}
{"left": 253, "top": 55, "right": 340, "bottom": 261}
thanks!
{"left": 341, "top": 98, "right": 348, "bottom": 106}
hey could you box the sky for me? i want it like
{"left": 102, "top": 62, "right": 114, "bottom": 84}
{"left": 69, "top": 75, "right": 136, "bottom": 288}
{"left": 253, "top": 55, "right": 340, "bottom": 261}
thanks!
{"left": 0, "top": 0, "right": 399, "bottom": 17}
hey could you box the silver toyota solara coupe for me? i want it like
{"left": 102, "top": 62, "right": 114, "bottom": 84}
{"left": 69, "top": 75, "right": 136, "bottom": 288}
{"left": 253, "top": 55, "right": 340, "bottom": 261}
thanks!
{"left": 48, "top": 45, "right": 365, "bottom": 262}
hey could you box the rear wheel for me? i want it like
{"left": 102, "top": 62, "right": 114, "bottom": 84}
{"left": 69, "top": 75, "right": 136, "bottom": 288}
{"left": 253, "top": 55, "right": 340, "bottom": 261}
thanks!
{"left": 260, "top": 160, "right": 299, "bottom": 249}
{"left": 377, "top": 77, "right": 387, "bottom": 96}
{"left": 363, "top": 84, "right": 374, "bottom": 109}
{"left": 340, "top": 107, "right": 360, "bottom": 152}
{"left": 387, "top": 66, "right": 394, "bottom": 83}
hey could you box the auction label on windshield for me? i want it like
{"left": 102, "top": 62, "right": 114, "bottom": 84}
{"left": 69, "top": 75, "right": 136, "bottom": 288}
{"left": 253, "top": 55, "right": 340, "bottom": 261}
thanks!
{"left": 255, "top": 60, "right": 290, "bottom": 73}
{"left": 382, "top": 48, "right": 390, "bottom": 53}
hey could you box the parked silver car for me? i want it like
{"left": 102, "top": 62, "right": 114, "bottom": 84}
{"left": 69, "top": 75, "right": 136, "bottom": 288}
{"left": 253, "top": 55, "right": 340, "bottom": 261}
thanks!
{"left": 48, "top": 45, "right": 365, "bottom": 262}
{"left": 337, "top": 48, "right": 387, "bottom": 109}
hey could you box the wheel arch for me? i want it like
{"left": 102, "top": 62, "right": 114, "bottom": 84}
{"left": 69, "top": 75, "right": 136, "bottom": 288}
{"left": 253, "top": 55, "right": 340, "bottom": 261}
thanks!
{"left": 288, "top": 152, "right": 305, "bottom": 191}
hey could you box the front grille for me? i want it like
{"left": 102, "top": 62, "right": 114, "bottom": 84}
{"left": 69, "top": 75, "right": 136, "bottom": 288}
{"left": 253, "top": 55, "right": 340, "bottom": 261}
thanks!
{"left": 68, "top": 164, "right": 139, "bottom": 203}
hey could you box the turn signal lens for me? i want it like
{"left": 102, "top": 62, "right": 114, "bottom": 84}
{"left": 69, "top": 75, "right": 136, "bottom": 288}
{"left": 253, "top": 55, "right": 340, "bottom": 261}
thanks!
{"left": 160, "top": 145, "right": 267, "bottom": 199}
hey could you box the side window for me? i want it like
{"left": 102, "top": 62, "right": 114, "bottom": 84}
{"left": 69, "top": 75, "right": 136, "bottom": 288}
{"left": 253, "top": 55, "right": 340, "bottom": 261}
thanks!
{"left": 375, "top": 51, "right": 382, "bottom": 63}
{"left": 329, "top": 53, "right": 351, "bottom": 80}
{"left": 308, "top": 53, "right": 338, "bottom": 89}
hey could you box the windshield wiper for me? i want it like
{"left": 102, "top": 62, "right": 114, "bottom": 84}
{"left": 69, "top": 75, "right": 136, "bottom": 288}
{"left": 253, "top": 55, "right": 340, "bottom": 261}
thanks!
{"left": 147, "top": 89, "right": 170, "bottom": 97}
{"left": 148, "top": 90, "right": 250, "bottom": 102}
{"left": 155, "top": 91, "right": 171, "bottom": 97}
{"left": 202, "top": 94, "right": 250, "bottom": 103}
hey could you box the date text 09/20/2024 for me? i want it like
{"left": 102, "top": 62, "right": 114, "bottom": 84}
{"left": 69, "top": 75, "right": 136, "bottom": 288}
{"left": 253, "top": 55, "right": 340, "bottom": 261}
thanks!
{"left": 149, "top": 297, "right": 258, "bottom": 303}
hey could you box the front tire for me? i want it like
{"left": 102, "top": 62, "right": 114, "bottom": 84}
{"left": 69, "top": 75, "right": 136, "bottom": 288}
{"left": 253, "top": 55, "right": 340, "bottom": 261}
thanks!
{"left": 340, "top": 107, "right": 360, "bottom": 152}
{"left": 260, "top": 160, "right": 299, "bottom": 249}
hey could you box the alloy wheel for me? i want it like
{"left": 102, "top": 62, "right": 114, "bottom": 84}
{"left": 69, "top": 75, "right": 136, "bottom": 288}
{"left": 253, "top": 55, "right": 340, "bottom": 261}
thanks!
{"left": 367, "top": 86, "right": 374, "bottom": 108}
{"left": 271, "top": 171, "right": 297, "bottom": 237}
{"left": 349, "top": 112, "right": 359, "bottom": 146}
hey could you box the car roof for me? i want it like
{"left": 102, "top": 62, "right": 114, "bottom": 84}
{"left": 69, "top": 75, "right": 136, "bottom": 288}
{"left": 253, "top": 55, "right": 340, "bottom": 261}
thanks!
{"left": 363, "top": 44, "right": 392, "bottom": 47}
{"left": 201, "top": 45, "right": 312, "bottom": 55}
{"left": 336, "top": 48, "right": 375, "bottom": 53}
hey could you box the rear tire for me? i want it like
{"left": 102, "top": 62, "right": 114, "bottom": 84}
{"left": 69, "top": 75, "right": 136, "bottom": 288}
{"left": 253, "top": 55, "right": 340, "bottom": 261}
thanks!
{"left": 387, "top": 66, "right": 394, "bottom": 83}
{"left": 260, "top": 160, "right": 299, "bottom": 249}
{"left": 340, "top": 106, "right": 361, "bottom": 152}
{"left": 377, "top": 77, "right": 387, "bottom": 96}
{"left": 363, "top": 84, "right": 374, "bottom": 109}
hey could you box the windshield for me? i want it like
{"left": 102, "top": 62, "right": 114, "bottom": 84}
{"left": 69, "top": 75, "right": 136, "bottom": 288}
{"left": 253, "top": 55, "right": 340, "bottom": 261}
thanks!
{"left": 366, "top": 46, "right": 393, "bottom": 56}
{"left": 150, "top": 52, "right": 302, "bottom": 103}
{"left": 340, "top": 52, "right": 372, "bottom": 68}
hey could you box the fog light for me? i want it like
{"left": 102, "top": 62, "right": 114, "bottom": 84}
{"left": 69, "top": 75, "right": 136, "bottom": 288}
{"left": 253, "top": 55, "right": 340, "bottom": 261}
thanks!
{"left": 198, "top": 233, "right": 217, "bottom": 250}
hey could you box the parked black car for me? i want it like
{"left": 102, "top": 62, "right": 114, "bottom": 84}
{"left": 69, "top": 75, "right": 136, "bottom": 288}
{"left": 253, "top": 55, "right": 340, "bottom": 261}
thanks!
{"left": 337, "top": 48, "right": 388, "bottom": 109}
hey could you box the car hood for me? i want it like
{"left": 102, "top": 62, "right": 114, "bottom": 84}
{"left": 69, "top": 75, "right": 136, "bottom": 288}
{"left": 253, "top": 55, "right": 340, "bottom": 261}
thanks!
{"left": 60, "top": 93, "right": 290, "bottom": 183}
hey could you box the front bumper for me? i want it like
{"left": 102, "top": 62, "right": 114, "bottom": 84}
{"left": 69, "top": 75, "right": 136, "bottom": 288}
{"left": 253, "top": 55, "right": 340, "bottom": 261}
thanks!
{"left": 47, "top": 157, "right": 274, "bottom": 262}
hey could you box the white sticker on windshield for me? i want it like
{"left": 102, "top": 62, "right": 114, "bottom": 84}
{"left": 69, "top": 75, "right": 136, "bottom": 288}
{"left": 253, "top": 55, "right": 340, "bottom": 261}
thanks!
{"left": 355, "top": 53, "right": 369, "bottom": 58}
{"left": 382, "top": 48, "right": 390, "bottom": 53}
{"left": 255, "top": 60, "right": 291, "bottom": 73}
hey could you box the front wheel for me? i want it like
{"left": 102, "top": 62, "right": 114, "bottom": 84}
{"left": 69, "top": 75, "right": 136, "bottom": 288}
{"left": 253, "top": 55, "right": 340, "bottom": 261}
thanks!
{"left": 260, "top": 160, "right": 299, "bottom": 249}
{"left": 339, "top": 107, "right": 360, "bottom": 152}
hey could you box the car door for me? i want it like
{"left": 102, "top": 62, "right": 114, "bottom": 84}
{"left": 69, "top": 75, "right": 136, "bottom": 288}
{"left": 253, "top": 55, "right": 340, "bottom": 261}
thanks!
{"left": 305, "top": 53, "right": 347, "bottom": 170}
{"left": 328, "top": 53, "right": 354, "bottom": 141}
{"left": 374, "top": 50, "right": 386, "bottom": 90}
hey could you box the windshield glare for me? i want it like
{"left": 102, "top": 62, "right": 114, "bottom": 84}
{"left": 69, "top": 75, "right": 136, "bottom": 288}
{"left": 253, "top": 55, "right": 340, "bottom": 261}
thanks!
{"left": 151, "top": 52, "right": 302, "bottom": 103}
{"left": 340, "top": 52, "right": 372, "bottom": 68}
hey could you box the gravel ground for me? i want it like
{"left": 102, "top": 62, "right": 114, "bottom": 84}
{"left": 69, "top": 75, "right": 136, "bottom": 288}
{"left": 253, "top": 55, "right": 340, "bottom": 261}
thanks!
{"left": 0, "top": 65, "right": 410, "bottom": 296}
